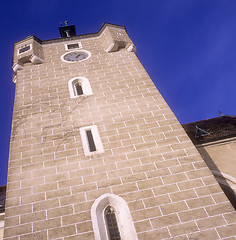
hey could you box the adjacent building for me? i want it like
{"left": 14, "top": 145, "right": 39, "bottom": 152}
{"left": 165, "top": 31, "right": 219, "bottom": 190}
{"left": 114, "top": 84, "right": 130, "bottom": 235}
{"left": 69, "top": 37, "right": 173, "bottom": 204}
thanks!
{"left": 183, "top": 115, "right": 236, "bottom": 209}
{"left": 0, "top": 186, "right": 6, "bottom": 240}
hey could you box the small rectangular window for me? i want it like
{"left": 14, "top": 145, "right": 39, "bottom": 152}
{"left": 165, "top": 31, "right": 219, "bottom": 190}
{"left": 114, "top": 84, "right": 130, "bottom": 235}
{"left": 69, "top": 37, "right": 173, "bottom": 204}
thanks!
{"left": 80, "top": 125, "right": 104, "bottom": 156}
{"left": 18, "top": 45, "right": 31, "bottom": 55}
{"left": 65, "top": 42, "right": 82, "bottom": 50}
{"left": 68, "top": 43, "right": 80, "bottom": 49}
{"left": 19, "top": 46, "right": 30, "bottom": 53}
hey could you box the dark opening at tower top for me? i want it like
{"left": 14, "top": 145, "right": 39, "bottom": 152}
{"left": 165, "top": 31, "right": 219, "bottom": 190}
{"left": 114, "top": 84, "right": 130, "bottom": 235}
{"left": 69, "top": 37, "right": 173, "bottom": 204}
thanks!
{"left": 59, "top": 21, "right": 76, "bottom": 38}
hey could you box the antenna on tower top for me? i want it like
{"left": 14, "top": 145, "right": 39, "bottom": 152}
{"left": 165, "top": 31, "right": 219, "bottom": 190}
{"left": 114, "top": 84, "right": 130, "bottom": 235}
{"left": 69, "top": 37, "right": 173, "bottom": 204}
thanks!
{"left": 219, "top": 110, "right": 225, "bottom": 117}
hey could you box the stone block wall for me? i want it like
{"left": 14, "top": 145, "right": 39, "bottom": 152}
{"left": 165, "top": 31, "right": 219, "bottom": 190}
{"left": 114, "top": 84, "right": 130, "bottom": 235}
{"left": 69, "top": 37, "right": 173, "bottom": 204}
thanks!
{"left": 4, "top": 24, "right": 236, "bottom": 239}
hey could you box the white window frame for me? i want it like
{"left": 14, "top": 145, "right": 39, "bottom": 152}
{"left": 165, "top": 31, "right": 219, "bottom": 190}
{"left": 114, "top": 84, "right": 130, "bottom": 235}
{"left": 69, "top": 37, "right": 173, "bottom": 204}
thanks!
{"left": 80, "top": 125, "right": 104, "bottom": 156}
{"left": 17, "top": 44, "right": 32, "bottom": 55}
{"left": 64, "top": 42, "right": 82, "bottom": 50}
{"left": 91, "top": 193, "right": 138, "bottom": 240}
{"left": 68, "top": 77, "right": 93, "bottom": 98}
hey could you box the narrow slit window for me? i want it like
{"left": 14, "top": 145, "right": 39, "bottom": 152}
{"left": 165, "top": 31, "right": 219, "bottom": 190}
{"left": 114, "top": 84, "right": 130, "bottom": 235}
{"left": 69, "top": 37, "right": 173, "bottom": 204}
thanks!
{"left": 105, "top": 206, "right": 121, "bottom": 240}
{"left": 86, "top": 130, "right": 96, "bottom": 152}
{"left": 80, "top": 125, "right": 104, "bottom": 156}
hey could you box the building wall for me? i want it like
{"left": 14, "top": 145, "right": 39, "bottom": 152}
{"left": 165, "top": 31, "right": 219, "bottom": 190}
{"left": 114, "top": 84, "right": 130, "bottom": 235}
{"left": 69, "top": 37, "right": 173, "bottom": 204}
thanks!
{"left": 4, "top": 24, "right": 236, "bottom": 239}
{"left": 197, "top": 138, "right": 236, "bottom": 207}
{"left": 198, "top": 138, "right": 236, "bottom": 178}
{"left": 0, "top": 213, "right": 4, "bottom": 240}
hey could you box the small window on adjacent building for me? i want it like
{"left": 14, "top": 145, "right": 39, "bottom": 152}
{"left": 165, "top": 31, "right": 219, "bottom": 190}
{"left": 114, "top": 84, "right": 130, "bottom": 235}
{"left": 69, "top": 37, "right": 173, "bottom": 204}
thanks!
{"left": 80, "top": 125, "right": 104, "bottom": 156}
{"left": 65, "top": 42, "right": 82, "bottom": 50}
{"left": 68, "top": 77, "right": 93, "bottom": 98}
{"left": 18, "top": 45, "right": 31, "bottom": 55}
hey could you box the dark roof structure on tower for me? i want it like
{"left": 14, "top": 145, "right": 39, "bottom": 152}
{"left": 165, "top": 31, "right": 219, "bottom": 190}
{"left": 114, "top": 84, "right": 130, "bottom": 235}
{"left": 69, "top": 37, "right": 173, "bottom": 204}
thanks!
{"left": 182, "top": 115, "right": 236, "bottom": 145}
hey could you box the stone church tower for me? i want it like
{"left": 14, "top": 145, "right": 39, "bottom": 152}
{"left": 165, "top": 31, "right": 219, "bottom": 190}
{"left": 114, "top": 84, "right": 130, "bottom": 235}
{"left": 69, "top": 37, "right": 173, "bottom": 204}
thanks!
{"left": 4, "top": 23, "right": 236, "bottom": 239}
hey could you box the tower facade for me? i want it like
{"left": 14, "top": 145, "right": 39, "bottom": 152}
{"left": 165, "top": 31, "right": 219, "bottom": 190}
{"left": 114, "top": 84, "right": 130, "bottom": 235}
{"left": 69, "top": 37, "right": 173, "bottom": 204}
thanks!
{"left": 4, "top": 23, "right": 236, "bottom": 239}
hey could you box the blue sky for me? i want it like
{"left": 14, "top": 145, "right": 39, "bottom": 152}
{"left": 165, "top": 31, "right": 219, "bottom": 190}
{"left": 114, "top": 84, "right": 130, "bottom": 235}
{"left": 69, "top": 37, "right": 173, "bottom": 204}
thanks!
{"left": 1, "top": 0, "right": 236, "bottom": 185}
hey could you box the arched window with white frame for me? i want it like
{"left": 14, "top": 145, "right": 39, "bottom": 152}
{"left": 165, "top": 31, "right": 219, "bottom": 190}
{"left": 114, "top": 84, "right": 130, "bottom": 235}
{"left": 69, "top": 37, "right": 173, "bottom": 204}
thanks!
{"left": 91, "top": 193, "right": 138, "bottom": 240}
{"left": 68, "top": 77, "right": 93, "bottom": 98}
{"left": 104, "top": 206, "right": 121, "bottom": 240}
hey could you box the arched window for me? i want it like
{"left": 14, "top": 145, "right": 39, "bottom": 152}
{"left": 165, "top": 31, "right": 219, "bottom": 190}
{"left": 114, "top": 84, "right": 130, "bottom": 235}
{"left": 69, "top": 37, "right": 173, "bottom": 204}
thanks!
{"left": 68, "top": 77, "right": 93, "bottom": 98}
{"left": 104, "top": 206, "right": 121, "bottom": 240}
{"left": 74, "top": 82, "right": 83, "bottom": 95}
{"left": 91, "top": 193, "right": 138, "bottom": 240}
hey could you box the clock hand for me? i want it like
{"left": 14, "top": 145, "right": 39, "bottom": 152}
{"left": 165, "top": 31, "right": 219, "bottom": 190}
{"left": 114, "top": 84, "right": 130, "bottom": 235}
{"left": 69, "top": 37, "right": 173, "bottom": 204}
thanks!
{"left": 75, "top": 53, "right": 81, "bottom": 59}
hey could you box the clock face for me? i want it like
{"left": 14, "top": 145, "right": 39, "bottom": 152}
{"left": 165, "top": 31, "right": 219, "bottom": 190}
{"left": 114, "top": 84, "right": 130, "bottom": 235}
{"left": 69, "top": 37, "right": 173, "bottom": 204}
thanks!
{"left": 61, "top": 50, "right": 90, "bottom": 63}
